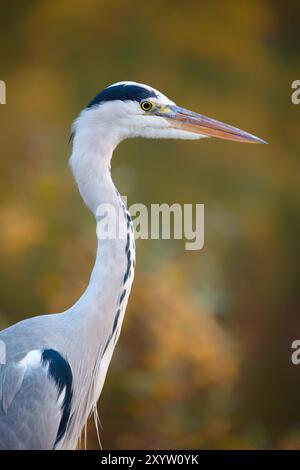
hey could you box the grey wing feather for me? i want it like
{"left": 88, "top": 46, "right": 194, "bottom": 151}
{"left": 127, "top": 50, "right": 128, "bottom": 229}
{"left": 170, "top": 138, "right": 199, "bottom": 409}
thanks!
{"left": 0, "top": 354, "right": 65, "bottom": 450}
{"left": 0, "top": 362, "right": 26, "bottom": 411}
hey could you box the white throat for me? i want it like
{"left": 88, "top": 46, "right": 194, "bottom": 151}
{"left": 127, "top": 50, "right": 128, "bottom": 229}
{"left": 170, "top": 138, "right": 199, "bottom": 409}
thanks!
{"left": 66, "top": 107, "right": 136, "bottom": 447}
{"left": 70, "top": 108, "right": 122, "bottom": 214}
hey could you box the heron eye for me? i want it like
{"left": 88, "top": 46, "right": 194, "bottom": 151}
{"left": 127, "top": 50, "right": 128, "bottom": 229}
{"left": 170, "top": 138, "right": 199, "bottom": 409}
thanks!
{"left": 141, "top": 101, "right": 153, "bottom": 112}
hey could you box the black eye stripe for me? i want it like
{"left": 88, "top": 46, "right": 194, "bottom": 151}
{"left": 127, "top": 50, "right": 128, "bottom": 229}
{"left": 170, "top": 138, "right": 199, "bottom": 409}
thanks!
{"left": 87, "top": 84, "right": 158, "bottom": 109}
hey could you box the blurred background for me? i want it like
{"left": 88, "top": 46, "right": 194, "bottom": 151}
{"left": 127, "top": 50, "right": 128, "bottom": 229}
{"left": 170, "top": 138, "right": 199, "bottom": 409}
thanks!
{"left": 0, "top": 0, "right": 300, "bottom": 449}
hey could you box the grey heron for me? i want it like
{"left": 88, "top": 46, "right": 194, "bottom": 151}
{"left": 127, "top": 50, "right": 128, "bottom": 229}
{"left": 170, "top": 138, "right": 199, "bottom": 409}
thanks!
{"left": 0, "top": 81, "right": 266, "bottom": 449}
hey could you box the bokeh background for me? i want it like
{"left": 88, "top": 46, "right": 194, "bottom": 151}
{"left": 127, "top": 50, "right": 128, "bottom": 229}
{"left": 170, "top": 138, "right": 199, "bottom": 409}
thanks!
{"left": 0, "top": 0, "right": 300, "bottom": 449}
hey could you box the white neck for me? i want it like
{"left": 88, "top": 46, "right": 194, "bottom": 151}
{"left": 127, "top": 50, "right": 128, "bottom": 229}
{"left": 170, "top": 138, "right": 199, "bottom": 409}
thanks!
{"left": 69, "top": 108, "right": 135, "bottom": 323}
{"left": 70, "top": 108, "right": 120, "bottom": 213}
{"left": 65, "top": 111, "right": 135, "bottom": 444}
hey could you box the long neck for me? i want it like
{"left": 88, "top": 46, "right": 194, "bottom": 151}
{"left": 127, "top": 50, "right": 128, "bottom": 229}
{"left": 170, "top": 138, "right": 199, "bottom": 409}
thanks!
{"left": 60, "top": 119, "right": 136, "bottom": 449}
{"left": 68, "top": 117, "right": 135, "bottom": 351}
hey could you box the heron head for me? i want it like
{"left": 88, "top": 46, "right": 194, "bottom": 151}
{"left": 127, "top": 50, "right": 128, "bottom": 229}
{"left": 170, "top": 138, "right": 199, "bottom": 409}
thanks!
{"left": 75, "top": 81, "right": 266, "bottom": 145}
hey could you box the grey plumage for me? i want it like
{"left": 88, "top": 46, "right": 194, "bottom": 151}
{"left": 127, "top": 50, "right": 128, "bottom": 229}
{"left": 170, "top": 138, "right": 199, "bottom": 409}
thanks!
{"left": 0, "top": 316, "right": 71, "bottom": 449}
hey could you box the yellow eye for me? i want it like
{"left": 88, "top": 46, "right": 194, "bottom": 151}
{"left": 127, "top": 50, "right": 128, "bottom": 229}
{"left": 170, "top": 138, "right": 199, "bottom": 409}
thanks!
{"left": 141, "top": 101, "right": 153, "bottom": 112}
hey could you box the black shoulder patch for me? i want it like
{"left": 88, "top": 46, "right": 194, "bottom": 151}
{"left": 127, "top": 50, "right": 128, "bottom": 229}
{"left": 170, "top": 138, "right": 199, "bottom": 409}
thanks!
{"left": 41, "top": 349, "right": 73, "bottom": 447}
{"left": 87, "top": 84, "right": 157, "bottom": 109}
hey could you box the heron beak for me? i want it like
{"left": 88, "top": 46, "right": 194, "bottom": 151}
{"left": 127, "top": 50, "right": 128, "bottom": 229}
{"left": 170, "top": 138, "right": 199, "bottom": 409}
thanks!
{"left": 160, "top": 105, "right": 267, "bottom": 144}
